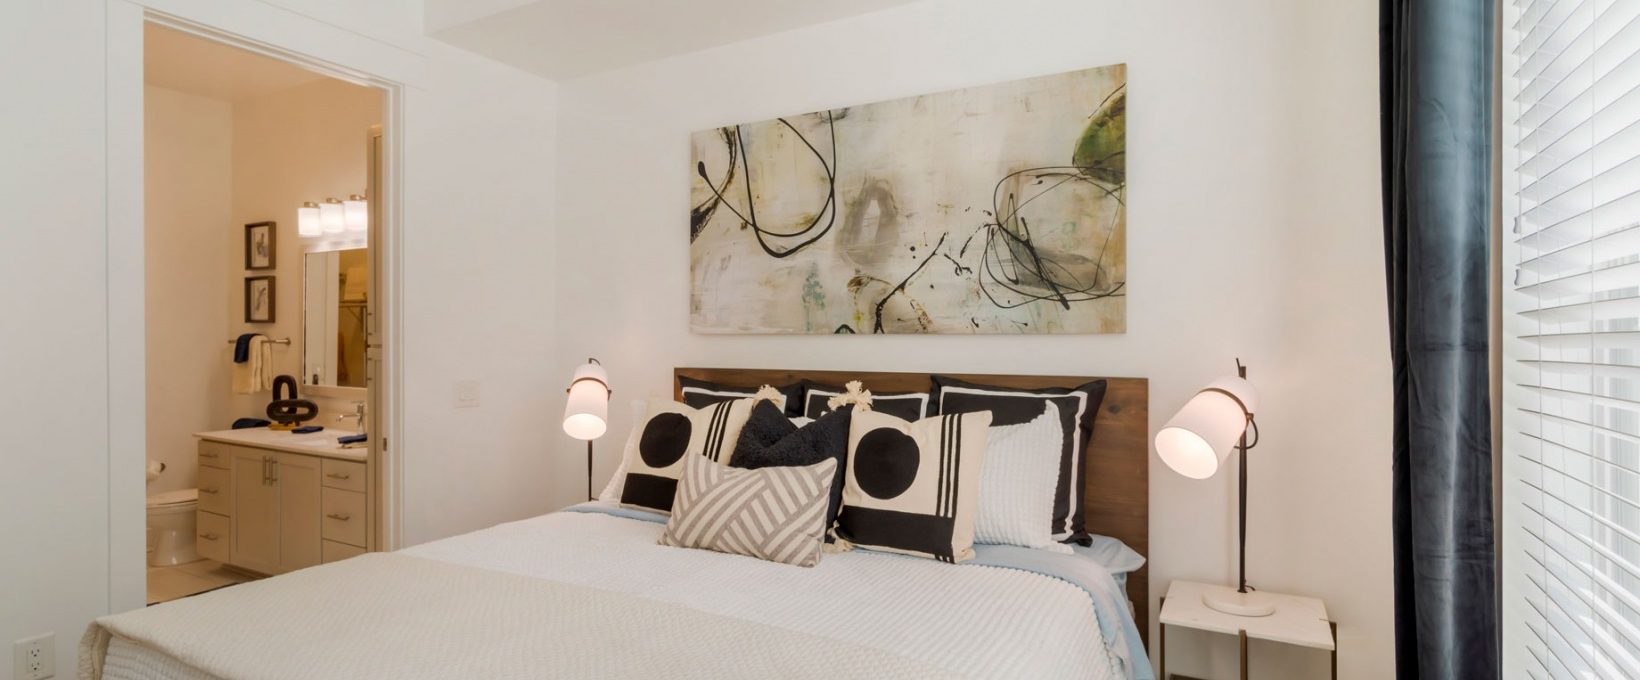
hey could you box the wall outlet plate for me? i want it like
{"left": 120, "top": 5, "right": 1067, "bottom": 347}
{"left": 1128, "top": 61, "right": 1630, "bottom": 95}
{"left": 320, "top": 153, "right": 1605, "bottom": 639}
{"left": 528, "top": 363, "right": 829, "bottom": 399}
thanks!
{"left": 14, "top": 632, "right": 54, "bottom": 679}
{"left": 454, "top": 380, "right": 480, "bottom": 408}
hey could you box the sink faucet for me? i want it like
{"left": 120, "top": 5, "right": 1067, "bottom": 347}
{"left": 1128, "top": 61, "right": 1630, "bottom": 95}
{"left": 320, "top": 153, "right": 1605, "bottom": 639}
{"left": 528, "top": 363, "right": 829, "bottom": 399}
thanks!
{"left": 337, "top": 401, "right": 366, "bottom": 435}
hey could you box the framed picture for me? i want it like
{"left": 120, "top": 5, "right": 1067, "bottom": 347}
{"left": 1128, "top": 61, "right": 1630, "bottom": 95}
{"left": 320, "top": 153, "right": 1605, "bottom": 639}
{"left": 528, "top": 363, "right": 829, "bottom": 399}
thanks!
{"left": 245, "top": 276, "right": 275, "bottom": 323}
{"left": 245, "top": 221, "right": 276, "bottom": 270}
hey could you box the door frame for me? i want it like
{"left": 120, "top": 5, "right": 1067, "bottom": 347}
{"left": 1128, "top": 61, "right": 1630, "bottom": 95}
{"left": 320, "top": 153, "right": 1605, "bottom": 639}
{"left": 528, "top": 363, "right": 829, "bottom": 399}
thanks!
{"left": 105, "top": 1, "right": 407, "bottom": 614}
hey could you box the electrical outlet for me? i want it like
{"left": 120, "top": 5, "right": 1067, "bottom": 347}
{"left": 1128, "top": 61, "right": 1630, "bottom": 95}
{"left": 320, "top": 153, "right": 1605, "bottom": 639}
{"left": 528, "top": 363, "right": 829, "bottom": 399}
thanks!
{"left": 14, "top": 632, "right": 54, "bottom": 679}
{"left": 454, "top": 380, "right": 481, "bottom": 408}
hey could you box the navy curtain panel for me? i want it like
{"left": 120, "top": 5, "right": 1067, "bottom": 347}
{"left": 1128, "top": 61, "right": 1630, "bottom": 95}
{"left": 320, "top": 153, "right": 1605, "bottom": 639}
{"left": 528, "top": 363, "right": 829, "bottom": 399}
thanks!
{"left": 1381, "top": 0, "right": 1499, "bottom": 678}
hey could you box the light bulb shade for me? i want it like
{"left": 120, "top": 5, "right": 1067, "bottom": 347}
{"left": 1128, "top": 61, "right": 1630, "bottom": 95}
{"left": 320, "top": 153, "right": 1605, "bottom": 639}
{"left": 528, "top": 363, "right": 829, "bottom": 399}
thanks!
{"left": 320, "top": 198, "right": 345, "bottom": 234}
{"left": 562, "top": 362, "right": 610, "bottom": 440}
{"left": 344, "top": 195, "right": 368, "bottom": 233}
{"left": 1155, "top": 376, "right": 1257, "bottom": 480}
{"left": 297, "top": 202, "right": 322, "bottom": 237}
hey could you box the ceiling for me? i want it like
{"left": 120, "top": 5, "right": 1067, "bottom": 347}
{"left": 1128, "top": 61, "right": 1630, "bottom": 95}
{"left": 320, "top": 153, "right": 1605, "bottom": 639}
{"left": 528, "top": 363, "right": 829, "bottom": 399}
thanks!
{"left": 145, "top": 24, "right": 328, "bottom": 102}
{"left": 425, "top": 0, "right": 923, "bottom": 80}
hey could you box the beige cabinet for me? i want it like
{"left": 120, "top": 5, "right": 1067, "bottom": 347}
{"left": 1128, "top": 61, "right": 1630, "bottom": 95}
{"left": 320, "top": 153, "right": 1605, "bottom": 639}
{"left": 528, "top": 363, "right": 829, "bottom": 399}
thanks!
{"left": 201, "top": 439, "right": 369, "bottom": 575}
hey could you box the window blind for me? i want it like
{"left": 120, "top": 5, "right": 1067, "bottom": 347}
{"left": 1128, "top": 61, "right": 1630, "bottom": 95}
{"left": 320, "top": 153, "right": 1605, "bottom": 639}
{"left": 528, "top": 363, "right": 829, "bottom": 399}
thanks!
{"left": 1505, "top": 1, "right": 1640, "bottom": 678}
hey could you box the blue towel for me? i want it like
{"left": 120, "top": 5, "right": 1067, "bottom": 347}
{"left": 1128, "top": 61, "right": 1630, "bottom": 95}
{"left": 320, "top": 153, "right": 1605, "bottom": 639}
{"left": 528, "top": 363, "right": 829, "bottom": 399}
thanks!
{"left": 292, "top": 425, "right": 324, "bottom": 434}
{"left": 337, "top": 433, "right": 367, "bottom": 444}
{"left": 233, "top": 333, "right": 261, "bottom": 363}
{"left": 231, "top": 417, "right": 271, "bottom": 429}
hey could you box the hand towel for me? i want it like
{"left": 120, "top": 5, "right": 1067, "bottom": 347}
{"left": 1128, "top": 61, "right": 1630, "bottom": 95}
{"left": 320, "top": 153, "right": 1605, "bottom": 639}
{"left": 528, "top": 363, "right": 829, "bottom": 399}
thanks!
{"left": 232, "top": 336, "right": 273, "bottom": 394}
{"left": 233, "top": 333, "right": 260, "bottom": 363}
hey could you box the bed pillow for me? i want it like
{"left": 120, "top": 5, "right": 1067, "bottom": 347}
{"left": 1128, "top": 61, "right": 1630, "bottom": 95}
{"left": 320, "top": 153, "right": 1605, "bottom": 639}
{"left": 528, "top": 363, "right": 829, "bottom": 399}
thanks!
{"left": 931, "top": 376, "right": 1107, "bottom": 544}
{"left": 731, "top": 401, "right": 852, "bottom": 543}
{"left": 596, "top": 398, "right": 649, "bottom": 503}
{"left": 798, "top": 379, "right": 931, "bottom": 421}
{"left": 975, "top": 402, "right": 1072, "bottom": 554}
{"left": 659, "top": 453, "right": 837, "bottom": 567}
{"left": 835, "top": 409, "right": 991, "bottom": 563}
{"left": 678, "top": 375, "right": 801, "bottom": 416}
{"left": 618, "top": 398, "right": 754, "bottom": 514}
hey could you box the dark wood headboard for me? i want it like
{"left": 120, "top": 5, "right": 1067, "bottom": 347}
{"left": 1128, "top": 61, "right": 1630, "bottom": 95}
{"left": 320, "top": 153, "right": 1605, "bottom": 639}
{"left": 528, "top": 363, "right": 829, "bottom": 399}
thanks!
{"left": 674, "top": 367, "right": 1150, "bottom": 645}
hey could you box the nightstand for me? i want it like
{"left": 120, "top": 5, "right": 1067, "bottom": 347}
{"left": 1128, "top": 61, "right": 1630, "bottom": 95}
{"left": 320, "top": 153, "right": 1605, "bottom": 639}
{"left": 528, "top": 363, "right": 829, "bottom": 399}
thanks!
{"left": 1158, "top": 581, "right": 1337, "bottom": 680}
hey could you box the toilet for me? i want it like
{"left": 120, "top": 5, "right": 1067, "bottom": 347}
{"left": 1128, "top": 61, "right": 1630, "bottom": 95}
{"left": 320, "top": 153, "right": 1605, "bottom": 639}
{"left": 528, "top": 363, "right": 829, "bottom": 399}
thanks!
{"left": 147, "top": 488, "right": 201, "bottom": 567}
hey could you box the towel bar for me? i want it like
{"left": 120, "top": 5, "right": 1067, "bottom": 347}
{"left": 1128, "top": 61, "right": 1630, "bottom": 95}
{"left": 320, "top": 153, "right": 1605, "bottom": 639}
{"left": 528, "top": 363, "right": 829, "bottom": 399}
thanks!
{"left": 227, "top": 337, "right": 291, "bottom": 345}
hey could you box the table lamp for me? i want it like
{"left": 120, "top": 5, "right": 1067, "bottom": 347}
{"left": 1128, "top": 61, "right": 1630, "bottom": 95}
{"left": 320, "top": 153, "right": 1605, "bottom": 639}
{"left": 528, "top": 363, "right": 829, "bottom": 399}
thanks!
{"left": 1156, "top": 359, "right": 1271, "bottom": 616}
{"left": 562, "top": 358, "right": 611, "bottom": 501}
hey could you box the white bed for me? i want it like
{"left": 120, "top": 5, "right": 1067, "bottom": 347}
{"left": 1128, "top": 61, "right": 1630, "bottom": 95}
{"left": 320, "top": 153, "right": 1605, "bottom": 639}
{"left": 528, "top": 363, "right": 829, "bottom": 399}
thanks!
{"left": 83, "top": 508, "right": 1137, "bottom": 680}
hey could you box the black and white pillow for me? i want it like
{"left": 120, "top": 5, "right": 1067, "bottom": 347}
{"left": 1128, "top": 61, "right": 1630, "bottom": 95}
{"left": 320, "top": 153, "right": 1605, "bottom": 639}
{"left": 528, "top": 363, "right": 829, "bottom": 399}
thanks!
{"left": 731, "top": 401, "right": 853, "bottom": 543}
{"left": 618, "top": 399, "right": 754, "bottom": 514}
{"left": 678, "top": 376, "right": 801, "bottom": 416}
{"left": 835, "top": 409, "right": 991, "bottom": 563}
{"left": 799, "top": 379, "right": 931, "bottom": 421}
{"left": 931, "top": 376, "right": 1108, "bottom": 544}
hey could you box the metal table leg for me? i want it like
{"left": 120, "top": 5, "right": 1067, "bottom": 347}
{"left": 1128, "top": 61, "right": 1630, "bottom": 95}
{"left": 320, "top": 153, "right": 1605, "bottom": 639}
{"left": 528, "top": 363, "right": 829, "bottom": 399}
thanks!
{"left": 1238, "top": 629, "right": 1248, "bottom": 680}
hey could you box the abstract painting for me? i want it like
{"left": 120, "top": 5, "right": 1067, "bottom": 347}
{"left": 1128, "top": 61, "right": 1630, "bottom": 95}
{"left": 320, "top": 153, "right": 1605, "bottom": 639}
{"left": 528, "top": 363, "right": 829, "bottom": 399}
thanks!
{"left": 690, "top": 64, "right": 1126, "bottom": 334}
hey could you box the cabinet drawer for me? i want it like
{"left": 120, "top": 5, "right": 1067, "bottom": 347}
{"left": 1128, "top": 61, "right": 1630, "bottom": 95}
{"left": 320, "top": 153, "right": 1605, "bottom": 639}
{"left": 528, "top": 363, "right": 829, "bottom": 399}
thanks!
{"left": 198, "top": 441, "right": 236, "bottom": 470}
{"left": 196, "top": 511, "right": 230, "bottom": 563}
{"left": 321, "top": 487, "right": 367, "bottom": 547}
{"left": 322, "top": 540, "right": 367, "bottom": 564}
{"left": 197, "top": 466, "right": 231, "bottom": 515}
{"left": 321, "top": 459, "right": 366, "bottom": 493}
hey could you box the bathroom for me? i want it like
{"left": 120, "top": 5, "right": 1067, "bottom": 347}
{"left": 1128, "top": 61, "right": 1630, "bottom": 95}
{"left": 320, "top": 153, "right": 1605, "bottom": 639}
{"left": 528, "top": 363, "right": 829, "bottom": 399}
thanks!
{"left": 144, "top": 24, "right": 386, "bottom": 604}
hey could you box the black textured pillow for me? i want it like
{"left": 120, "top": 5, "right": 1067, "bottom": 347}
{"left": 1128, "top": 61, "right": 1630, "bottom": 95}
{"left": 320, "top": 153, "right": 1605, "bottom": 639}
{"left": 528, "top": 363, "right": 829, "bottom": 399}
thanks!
{"left": 731, "top": 400, "right": 853, "bottom": 542}
{"left": 931, "top": 376, "right": 1108, "bottom": 544}
{"left": 799, "top": 379, "right": 931, "bottom": 421}
{"left": 679, "top": 376, "right": 803, "bottom": 416}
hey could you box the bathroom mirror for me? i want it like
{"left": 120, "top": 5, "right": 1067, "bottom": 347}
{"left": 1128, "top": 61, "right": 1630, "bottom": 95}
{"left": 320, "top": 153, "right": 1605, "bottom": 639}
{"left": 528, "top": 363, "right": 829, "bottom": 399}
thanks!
{"left": 303, "top": 249, "right": 368, "bottom": 388}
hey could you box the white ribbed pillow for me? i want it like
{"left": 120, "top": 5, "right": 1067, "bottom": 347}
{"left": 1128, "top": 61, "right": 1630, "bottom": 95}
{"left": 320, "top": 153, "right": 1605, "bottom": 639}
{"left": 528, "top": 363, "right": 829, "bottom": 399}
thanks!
{"left": 974, "top": 402, "right": 1072, "bottom": 554}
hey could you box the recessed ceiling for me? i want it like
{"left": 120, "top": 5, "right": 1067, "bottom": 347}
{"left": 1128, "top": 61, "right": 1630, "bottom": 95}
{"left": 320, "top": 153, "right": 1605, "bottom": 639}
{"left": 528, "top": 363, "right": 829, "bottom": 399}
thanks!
{"left": 145, "top": 23, "right": 328, "bottom": 102}
{"left": 425, "top": 0, "right": 923, "bottom": 80}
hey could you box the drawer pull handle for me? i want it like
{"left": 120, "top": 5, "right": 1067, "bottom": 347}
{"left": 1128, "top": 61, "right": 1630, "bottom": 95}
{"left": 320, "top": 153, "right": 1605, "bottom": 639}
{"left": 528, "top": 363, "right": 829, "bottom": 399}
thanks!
{"left": 200, "top": 533, "right": 220, "bottom": 541}
{"left": 326, "top": 472, "right": 351, "bottom": 480}
{"left": 201, "top": 452, "right": 218, "bottom": 459}
{"left": 200, "top": 487, "right": 219, "bottom": 494}
{"left": 327, "top": 513, "right": 352, "bottom": 521}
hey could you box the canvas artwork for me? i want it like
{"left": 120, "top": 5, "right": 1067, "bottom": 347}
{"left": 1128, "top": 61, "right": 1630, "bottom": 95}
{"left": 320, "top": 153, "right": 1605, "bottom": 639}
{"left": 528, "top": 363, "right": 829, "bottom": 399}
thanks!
{"left": 689, "top": 64, "right": 1126, "bottom": 334}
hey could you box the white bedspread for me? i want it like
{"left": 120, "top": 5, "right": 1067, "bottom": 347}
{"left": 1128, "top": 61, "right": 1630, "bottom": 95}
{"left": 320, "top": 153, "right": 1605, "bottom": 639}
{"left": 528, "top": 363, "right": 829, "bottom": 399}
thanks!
{"left": 403, "top": 510, "right": 1118, "bottom": 679}
{"left": 84, "top": 510, "right": 1119, "bottom": 679}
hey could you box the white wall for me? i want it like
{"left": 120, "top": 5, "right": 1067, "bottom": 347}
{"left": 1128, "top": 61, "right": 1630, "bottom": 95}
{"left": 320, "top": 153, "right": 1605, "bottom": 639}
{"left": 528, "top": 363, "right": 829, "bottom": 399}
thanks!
{"left": 552, "top": 0, "right": 1388, "bottom": 678}
{"left": 144, "top": 85, "right": 235, "bottom": 494}
{"left": 2, "top": 1, "right": 558, "bottom": 676}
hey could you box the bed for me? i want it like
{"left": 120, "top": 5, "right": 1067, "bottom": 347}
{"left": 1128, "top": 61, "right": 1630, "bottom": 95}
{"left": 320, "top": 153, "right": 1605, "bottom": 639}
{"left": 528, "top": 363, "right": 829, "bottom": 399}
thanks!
{"left": 81, "top": 368, "right": 1152, "bottom": 680}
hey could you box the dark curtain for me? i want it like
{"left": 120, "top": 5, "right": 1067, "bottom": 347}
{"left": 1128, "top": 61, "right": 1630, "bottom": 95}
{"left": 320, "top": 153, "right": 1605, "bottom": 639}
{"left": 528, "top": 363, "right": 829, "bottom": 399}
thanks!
{"left": 1381, "top": 0, "right": 1499, "bottom": 678}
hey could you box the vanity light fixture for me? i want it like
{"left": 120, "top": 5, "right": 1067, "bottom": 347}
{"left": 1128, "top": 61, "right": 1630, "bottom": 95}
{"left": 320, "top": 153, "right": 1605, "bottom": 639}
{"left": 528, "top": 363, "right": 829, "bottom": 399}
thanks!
{"left": 344, "top": 194, "right": 368, "bottom": 233}
{"left": 319, "top": 197, "right": 346, "bottom": 235}
{"left": 297, "top": 202, "right": 322, "bottom": 237}
{"left": 562, "top": 358, "right": 612, "bottom": 502}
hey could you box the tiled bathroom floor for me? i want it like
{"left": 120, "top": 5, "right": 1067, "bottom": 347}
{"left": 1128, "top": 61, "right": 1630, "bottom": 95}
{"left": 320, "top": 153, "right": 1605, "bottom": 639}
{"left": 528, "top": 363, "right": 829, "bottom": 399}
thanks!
{"left": 147, "top": 560, "right": 258, "bottom": 605}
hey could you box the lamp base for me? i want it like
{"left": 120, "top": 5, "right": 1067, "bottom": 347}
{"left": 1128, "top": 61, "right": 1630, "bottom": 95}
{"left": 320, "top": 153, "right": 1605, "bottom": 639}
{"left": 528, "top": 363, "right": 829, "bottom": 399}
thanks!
{"left": 1202, "top": 590, "right": 1276, "bottom": 617}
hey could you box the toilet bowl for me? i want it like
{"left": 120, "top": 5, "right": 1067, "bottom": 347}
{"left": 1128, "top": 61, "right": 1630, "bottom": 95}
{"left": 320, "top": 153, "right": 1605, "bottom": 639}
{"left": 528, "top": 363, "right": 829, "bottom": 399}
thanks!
{"left": 147, "top": 488, "right": 200, "bottom": 567}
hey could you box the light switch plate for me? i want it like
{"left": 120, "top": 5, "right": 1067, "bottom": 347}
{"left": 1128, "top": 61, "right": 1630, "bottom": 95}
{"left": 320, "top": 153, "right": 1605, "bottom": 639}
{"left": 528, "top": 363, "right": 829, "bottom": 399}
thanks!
{"left": 454, "top": 380, "right": 481, "bottom": 408}
{"left": 14, "top": 632, "right": 54, "bottom": 679}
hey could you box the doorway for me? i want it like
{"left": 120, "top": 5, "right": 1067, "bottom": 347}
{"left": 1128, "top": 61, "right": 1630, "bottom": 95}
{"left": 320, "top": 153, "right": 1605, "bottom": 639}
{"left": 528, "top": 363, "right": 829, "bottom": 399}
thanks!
{"left": 128, "top": 18, "right": 400, "bottom": 606}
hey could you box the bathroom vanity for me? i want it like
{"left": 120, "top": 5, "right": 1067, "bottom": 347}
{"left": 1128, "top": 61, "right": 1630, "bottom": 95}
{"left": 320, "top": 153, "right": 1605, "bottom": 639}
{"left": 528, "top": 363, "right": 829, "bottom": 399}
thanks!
{"left": 194, "top": 428, "right": 372, "bottom": 575}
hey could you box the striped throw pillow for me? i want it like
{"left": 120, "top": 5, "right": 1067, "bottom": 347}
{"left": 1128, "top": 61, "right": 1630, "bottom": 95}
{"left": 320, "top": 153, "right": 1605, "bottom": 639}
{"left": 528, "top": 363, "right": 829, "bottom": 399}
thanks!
{"left": 659, "top": 453, "right": 838, "bottom": 567}
{"left": 619, "top": 399, "right": 753, "bottom": 514}
{"left": 835, "top": 410, "right": 991, "bottom": 563}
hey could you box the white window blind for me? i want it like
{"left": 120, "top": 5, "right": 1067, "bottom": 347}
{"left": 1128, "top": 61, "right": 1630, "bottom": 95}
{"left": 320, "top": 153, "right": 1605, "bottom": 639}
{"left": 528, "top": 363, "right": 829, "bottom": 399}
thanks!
{"left": 1504, "top": 1, "right": 1640, "bottom": 678}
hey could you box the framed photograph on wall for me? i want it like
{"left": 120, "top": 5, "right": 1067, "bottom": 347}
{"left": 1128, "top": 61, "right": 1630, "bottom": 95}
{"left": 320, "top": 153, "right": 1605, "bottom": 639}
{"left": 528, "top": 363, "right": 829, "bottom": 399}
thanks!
{"left": 245, "top": 276, "right": 275, "bottom": 323}
{"left": 245, "top": 221, "right": 276, "bottom": 270}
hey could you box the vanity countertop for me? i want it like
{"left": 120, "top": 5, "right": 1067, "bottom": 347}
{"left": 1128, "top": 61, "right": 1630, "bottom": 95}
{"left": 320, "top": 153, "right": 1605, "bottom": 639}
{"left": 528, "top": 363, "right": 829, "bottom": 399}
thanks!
{"left": 195, "top": 427, "right": 368, "bottom": 461}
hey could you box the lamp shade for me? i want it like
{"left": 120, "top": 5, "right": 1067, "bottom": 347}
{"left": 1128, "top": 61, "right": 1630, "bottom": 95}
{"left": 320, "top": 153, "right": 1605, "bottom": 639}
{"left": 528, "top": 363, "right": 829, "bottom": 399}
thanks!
{"left": 562, "top": 361, "right": 610, "bottom": 440}
{"left": 1155, "top": 376, "right": 1258, "bottom": 480}
{"left": 297, "top": 202, "right": 322, "bottom": 237}
{"left": 320, "top": 198, "right": 346, "bottom": 234}
{"left": 344, "top": 194, "right": 368, "bottom": 233}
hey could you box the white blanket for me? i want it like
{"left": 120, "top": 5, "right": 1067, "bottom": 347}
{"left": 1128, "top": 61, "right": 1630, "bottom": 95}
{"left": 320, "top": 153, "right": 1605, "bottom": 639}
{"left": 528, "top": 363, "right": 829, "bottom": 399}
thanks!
{"left": 82, "top": 552, "right": 948, "bottom": 680}
{"left": 84, "top": 510, "right": 1118, "bottom": 679}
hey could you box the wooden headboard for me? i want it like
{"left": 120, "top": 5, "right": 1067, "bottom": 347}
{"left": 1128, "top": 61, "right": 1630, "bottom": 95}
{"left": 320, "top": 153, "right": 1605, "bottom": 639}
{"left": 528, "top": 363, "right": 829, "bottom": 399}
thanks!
{"left": 674, "top": 367, "right": 1150, "bottom": 645}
